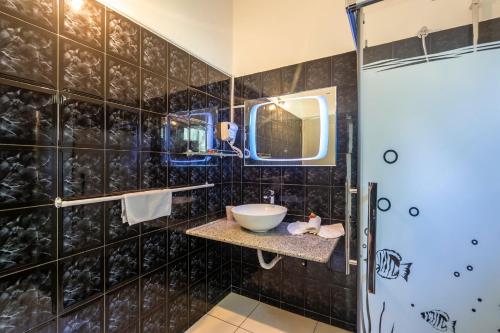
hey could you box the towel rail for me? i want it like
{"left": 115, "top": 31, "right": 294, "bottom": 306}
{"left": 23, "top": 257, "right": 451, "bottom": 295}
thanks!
{"left": 54, "top": 183, "right": 214, "bottom": 208}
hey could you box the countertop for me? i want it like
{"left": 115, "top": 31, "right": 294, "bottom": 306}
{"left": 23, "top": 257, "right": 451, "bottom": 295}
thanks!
{"left": 186, "top": 219, "right": 341, "bottom": 263}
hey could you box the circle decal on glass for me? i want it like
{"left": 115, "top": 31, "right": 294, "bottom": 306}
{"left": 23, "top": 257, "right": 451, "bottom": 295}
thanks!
{"left": 454, "top": 271, "right": 460, "bottom": 277}
{"left": 383, "top": 149, "right": 399, "bottom": 164}
{"left": 471, "top": 239, "right": 478, "bottom": 245}
{"left": 409, "top": 207, "right": 420, "bottom": 217}
{"left": 467, "top": 265, "right": 473, "bottom": 271}
{"left": 377, "top": 198, "right": 391, "bottom": 212}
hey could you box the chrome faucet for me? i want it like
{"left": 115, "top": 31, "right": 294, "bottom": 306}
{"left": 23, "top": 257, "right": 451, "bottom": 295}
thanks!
{"left": 263, "top": 189, "right": 275, "bottom": 205}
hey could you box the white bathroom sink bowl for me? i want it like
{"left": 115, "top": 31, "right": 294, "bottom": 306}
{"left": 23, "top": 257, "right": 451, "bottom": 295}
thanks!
{"left": 231, "top": 204, "right": 287, "bottom": 232}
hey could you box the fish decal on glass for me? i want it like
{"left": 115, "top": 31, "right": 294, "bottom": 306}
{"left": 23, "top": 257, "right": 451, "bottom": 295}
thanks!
{"left": 376, "top": 249, "right": 412, "bottom": 281}
{"left": 421, "top": 310, "right": 456, "bottom": 332}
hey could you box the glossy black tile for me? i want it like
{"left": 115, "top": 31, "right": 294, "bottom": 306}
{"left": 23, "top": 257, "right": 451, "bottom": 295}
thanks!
{"left": 189, "top": 89, "right": 206, "bottom": 111}
{"left": 190, "top": 188, "right": 206, "bottom": 218}
{"left": 142, "top": 306, "right": 166, "bottom": 333}
{"left": 261, "top": 167, "right": 281, "bottom": 184}
{"left": 142, "top": 70, "right": 167, "bottom": 113}
{"left": 393, "top": 37, "right": 425, "bottom": 60}
{"left": 168, "top": 292, "right": 188, "bottom": 333}
{"left": 305, "top": 186, "right": 330, "bottom": 218}
{"left": 189, "top": 278, "right": 206, "bottom": 321}
{"left": 105, "top": 201, "right": 140, "bottom": 243}
{"left": 207, "top": 185, "right": 221, "bottom": 214}
{"left": 0, "top": 0, "right": 56, "bottom": 31}
{"left": 168, "top": 257, "right": 188, "bottom": 297}
{"left": 141, "top": 152, "right": 167, "bottom": 190}
{"left": 261, "top": 69, "right": 281, "bottom": 98}
{"left": 305, "top": 282, "right": 330, "bottom": 316}
{"left": 207, "top": 67, "right": 223, "bottom": 98}
{"left": 60, "top": 0, "right": 105, "bottom": 50}
{"left": 242, "top": 183, "right": 260, "bottom": 205}
{"left": 331, "top": 286, "right": 356, "bottom": 324}
{"left": 332, "top": 51, "right": 357, "bottom": 87}
{"left": 281, "top": 64, "right": 305, "bottom": 94}
{"left": 106, "top": 237, "right": 139, "bottom": 288}
{"left": 190, "top": 57, "right": 207, "bottom": 91}
{"left": 0, "top": 13, "right": 57, "bottom": 87}
{"left": 107, "top": 56, "right": 140, "bottom": 107}
{"left": 61, "top": 148, "right": 104, "bottom": 198}
{"left": 331, "top": 186, "right": 345, "bottom": 220}
{"left": 61, "top": 96, "right": 104, "bottom": 148}
{"left": 60, "top": 38, "right": 104, "bottom": 98}
{"left": 60, "top": 249, "right": 103, "bottom": 309}
{"left": 242, "top": 73, "right": 261, "bottom": 100}
{"left": 106, "top": 150, "right": 138, "bottom": 194}
{"left": 281, "top": 185, "right": 305, "bottom": 216}
{"left": 141, "top": 111, "right": 166, "bottom": 151}
{"left": 0, "top": 147, "right": 55, "bottom": 209}
{"left": 0, "top": 263, "right": 56, "bottom": 333}
{"left": 169, "top": 192, "right": 189, "bottom": 225}
{"left": 141, "top": 268, "right": 166, "bottom": 315}
{"left": 61, "top": 203, "right": 103, "bottom": 256}
{"left": 142, "top": 230, "right": 166, "bottom": 273}
{"left": 167, "top": 222, "right": 189, "bottom": 261}
{"left": 430, "top": 25, "right": 472, "bottom": 54}
{"left": 59, "top": 297, "right": 104, "bottom": 333}
{"left": 189, "top": 248, "right": 206, "bottom": 283}
{"left": 207, "top": 269, "right": 225, "bottom": 305}
{"left": 363, "top": 42, "right": 392, "bottom": 65}
{"left": 221, "top": 78, "right": 231, "bottom": 102}
{"left": 0, "top": 82, "right": 56, "bottom": 145}
{"left": 168, "top": 46, "right": 189, "bottom": 84}
{"left": 479, "top": 17, "right": 500, "bottom": 43}
{"left": 141, "top": 29, "right": 168, "bottom": 75}
{"left": 282, "top": 167, "right": 304, "bottom": 184}
{"left": 0, "top": 207, "right": 55, "bottom": 274}
{"left": 260, "top": 263, "right": 281, "bottom": 300}
{"left": 207, "top": 165, "right": 221, "bottom": 184}
{"left": 189, "top": 166, "right": 206, "bottom": 185}
{"left": 106, "top": 281, "right": 139, "bottom": 333}
{"left": 106, "top": 10, "right": 140, "bottom": 65}
{"left": 168, "top": 79, "right": 189, "bottom": 113}
{"left": 305, "top": 57, "right": 331, "bottom": 90}
{"left": 281, "top": 274, "right": 304, "bottom": 308}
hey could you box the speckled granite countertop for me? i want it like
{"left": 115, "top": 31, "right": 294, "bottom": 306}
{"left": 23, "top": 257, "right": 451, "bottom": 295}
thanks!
{"left": 186, "top": 218, "right": 340, "bottom": 263}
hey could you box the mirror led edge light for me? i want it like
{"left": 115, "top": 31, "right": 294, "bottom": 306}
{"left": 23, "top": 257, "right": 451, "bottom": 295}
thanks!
{"left": 248, "top": 96, "right": 330, "bottom": 162}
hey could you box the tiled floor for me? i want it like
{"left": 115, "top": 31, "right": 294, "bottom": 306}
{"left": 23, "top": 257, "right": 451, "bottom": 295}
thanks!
{"left": 187, "top": 293, "right": 352, "bottom": 333}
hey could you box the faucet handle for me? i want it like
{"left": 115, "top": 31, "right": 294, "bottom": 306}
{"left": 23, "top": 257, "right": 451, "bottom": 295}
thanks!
{"left": 263, "top": 189, "right": 275, "bottom": 196}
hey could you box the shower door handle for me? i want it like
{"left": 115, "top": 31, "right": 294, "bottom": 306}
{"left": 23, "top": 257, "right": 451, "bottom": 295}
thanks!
{"left": 367, "top": 182, "right": 378, "bottom": 294}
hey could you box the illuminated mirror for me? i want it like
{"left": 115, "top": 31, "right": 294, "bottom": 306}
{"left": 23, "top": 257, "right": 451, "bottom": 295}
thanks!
{"left": 244, "top": 87, "right": 337, "bottom": 166}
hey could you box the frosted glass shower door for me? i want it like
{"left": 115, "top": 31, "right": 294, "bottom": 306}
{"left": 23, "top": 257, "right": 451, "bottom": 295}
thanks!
{"left": 358, "top": 1, "right": 500, "bottom": 332}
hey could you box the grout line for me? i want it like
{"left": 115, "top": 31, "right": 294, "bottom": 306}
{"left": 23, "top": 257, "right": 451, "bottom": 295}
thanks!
{"left": 312, "top": 321, "right": 319, "bottom": 333}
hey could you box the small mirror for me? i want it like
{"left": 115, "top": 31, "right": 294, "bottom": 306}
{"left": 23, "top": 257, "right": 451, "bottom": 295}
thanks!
{"left": 244, "top": 87, "right": 337, "bottom": 166}
{"left": 166, "top": 107, "right": 220, "bottom": 154}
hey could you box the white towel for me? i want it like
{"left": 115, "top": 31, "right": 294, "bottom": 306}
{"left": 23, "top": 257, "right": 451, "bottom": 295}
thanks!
{"left": 287, "top": 215, "right": 322, "bottom": 235}
{"left": 317, "top": 223, "right": 345, "bottom": 239}
{"left": 287, "top": 219, "right": 345, "bottom": 239}
{"left": 121, "top": 190, "right": 172, "bottom": 225}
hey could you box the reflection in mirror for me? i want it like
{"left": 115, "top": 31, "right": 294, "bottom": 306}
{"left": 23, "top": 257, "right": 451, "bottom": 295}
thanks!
{"left": 166, "top": 107, "right": 220, "bottom": 155}
{"left": 244, "top": 87, "right": 336, "bottom": 166}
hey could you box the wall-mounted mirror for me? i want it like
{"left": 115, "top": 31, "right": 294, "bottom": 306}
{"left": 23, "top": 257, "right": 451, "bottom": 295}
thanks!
{"left": 244, "top": 87, "right": 337, "bottom": 166}
{"left": 166, "top": 107, "right": 223, "bottom": 155}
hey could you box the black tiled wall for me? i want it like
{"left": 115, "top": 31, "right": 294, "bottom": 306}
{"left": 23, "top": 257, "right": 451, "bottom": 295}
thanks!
{"left": 230, "top": 51, "right": 359, "bottom": 331}
{"left": 0, "top": 1, "right": 231, "bottom": 332}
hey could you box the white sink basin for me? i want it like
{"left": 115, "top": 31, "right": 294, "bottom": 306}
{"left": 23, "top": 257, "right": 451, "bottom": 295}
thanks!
{"left": 231, "top": 204, "right": 287, "bottom": 232}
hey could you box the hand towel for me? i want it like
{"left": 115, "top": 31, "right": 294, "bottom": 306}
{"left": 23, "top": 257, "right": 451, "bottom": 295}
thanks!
{"left": 317, "top": 223, "right": 345, "bottom": 239}
{"left": 287, "top": 222, "right": 312, "bottom": 235}
{"left": 121, "top": 190, "right": 172, "bottom": 225}
{"left": 307, "top": 216, "right": 322, "bottom": 234}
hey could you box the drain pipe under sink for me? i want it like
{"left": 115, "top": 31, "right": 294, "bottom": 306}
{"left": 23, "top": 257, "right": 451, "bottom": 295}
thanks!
{"left": 257, "top": 249, "right": 282, "bottom": 269}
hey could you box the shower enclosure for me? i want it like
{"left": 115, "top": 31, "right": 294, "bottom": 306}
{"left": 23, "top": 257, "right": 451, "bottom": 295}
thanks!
{"left": 354, "top": 0, "right": 500, "bottom": 332}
